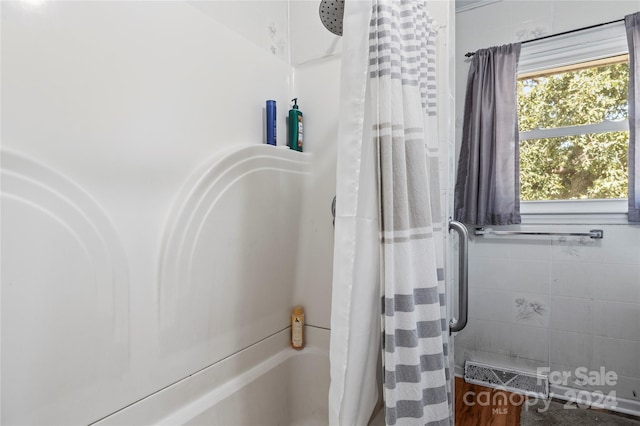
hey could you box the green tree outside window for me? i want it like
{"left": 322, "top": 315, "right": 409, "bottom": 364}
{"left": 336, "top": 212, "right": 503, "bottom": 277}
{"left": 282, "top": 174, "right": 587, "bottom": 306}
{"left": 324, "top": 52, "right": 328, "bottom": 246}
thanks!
{"left": 517, "top": 61, "right": 629, "bottom": 201}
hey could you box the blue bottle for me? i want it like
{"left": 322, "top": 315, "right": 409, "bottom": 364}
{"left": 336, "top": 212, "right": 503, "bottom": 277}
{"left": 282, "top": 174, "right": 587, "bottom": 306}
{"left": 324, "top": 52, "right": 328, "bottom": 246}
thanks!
{"left": 266, "top": 100, "right": 276, "bottom": 145}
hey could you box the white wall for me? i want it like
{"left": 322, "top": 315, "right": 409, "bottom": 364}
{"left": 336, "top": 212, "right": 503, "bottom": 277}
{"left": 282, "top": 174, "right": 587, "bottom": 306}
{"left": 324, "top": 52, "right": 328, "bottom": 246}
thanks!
{"left": 1, "top": 1, "right": 300, "bottom": 424}
{"left": 454, "top": 0, "right": 640, "bottom": 410}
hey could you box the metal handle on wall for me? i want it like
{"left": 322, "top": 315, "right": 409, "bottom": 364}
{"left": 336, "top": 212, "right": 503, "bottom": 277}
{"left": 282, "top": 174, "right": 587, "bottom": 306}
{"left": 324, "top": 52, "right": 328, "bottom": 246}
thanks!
{"left": 449, "top": 220, "right": 469, "bottom": 334}
{"left": 331, "top": 196, "right": 336, "bottom": 227}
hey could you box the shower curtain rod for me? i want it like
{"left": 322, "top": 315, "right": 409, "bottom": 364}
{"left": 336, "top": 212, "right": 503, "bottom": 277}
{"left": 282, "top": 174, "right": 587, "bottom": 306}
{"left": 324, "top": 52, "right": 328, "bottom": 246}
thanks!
{"left": 464, "top": 18, "right": 625, "bottom": 57}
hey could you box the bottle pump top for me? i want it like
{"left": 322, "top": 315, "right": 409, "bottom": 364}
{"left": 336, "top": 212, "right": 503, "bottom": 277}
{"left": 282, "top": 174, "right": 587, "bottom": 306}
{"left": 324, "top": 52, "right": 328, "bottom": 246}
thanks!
{"left": 291, "top": 98, "right": 299, "bottom": 109}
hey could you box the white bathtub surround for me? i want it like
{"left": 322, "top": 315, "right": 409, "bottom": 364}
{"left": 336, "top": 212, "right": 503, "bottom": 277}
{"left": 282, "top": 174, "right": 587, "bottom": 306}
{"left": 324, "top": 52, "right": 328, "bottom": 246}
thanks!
{"left": 1, "top": 149, "right": 130, "bottom": 423}
{"left": 95, "top": 326, "right": 330, "bottom": 426}
{"left": 158, "top": 144, "right": 311, "bottom": 359}
{"left": 1, "top": 142, "right": 312, "bottom": 425}
{"left": 1, "top": 0, "right": 317, "bottom": 422}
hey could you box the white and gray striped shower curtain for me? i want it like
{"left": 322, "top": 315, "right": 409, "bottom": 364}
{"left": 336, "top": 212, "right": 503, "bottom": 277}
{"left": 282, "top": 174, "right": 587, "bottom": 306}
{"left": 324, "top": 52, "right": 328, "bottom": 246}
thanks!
{"left": 329, "top": 1, "right": 451, "bottom": 425}
{"left": 370, "top": 2, "right": 451, "bottom": 425}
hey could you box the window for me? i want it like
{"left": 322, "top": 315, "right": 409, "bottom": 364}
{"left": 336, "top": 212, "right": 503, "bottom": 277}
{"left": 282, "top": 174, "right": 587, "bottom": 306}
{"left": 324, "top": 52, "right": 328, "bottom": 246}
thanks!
{"left": 518, "top": 56, "right": 629, "bottom": 201}
{"left": 516, "top": 22, "right": 630, "bottom": 221}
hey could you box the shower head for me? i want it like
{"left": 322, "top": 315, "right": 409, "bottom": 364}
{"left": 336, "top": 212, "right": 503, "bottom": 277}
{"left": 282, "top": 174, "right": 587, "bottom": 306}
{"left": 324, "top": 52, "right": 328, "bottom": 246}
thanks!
{"left": 319, "top": 0, "right": 344, "bottom": 36}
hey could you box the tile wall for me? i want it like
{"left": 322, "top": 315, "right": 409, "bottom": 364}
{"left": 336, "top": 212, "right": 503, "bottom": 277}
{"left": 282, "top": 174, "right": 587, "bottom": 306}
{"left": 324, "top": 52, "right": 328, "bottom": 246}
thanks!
{"left": 455, "top": 0, "right": 640, "bottom": 409}
{"left": 454, "top": 224, "right": 640, "bottom": 404}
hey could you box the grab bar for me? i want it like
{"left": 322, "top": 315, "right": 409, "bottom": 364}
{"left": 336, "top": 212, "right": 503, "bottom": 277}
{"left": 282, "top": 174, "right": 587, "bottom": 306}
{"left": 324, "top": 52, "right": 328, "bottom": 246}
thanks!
{"left": 449, "top": 221, "right": 469, "bottom": 334}
{"left": 474, "top": 228, "right": 604, "bottom": 239}
{"left": 331, "top": 196, "right": 336, "bottom": 227}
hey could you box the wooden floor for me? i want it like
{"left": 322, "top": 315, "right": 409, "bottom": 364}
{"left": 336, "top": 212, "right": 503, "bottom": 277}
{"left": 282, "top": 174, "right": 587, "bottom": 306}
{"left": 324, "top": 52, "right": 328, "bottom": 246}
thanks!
{"left": 455, "top": 377, "right": 525, "bottom": 426}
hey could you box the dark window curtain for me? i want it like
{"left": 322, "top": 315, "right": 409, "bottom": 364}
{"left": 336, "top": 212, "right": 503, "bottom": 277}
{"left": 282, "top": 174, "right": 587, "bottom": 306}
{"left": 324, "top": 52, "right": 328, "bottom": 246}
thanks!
{"left": 626, "top": 12, "right": 640, "bottom": 223}
{"left": 454, "top": 43, "right": 522, "bottom": 226}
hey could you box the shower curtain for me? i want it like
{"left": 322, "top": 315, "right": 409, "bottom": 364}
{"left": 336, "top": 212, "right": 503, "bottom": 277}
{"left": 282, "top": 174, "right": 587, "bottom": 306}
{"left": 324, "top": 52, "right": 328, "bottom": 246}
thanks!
{"left": 329, "top": 1, "right": 451, "bottom": 425}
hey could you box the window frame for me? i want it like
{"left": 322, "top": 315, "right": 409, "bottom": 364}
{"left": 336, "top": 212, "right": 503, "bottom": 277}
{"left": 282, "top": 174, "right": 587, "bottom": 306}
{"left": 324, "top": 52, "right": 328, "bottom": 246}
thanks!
{"left": 517, "top": 21, "right": 630, "bottom": 224}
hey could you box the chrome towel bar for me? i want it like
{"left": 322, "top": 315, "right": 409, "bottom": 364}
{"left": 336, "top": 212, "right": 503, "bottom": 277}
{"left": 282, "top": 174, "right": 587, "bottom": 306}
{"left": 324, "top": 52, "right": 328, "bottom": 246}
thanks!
{"left": 474, "top": 228, "right": 604, "bottom": 239}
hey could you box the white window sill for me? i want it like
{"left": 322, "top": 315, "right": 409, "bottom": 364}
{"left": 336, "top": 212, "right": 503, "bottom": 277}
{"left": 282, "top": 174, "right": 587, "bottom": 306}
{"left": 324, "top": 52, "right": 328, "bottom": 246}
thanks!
{"left": 520, "top": 199, "right": 629, "bottom": 224}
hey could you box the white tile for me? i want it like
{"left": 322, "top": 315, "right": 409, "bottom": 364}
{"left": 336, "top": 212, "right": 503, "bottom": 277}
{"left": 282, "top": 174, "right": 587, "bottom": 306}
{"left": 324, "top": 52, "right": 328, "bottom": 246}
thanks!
{"left": 507, "top": 357, "right": 550, "bottom": 374}
{"left": 467, "top": 253, "right": 481, "bottom": 289}
{"left": 550, "top": 330, "right": 593, "bottom": 370}
{"left": 596, "top": 226, "right": 640, "bottom": 265}
{"left": 593, "top": 300, "right": 640, "bottom": 341}
{"left": 549, "top": 363, "right": 599, "bottom": 391}
{"left": 469, "top": 288, "right": 512, "bottom": 323}
{"left": 510, "top": 324, "right": 549, "bottom": 364}
{"left": 550, "top": 261, "right": 594, "bottom": 299}
{"left": 604, "top": 375, "right": 640, "bottom": 403}
{"left": 509, "top": 259, "right": 549, "bottom": 294}
{"left": 591, "top": 264, "right": 640, "bottom": 304}
{"left": 469, "top": 237, "right": 511, "bottom": 259}
{"left": 549, "top": 296, "right": 592, "bottom": 334}
{"left": 548, "top": 363, "right": 575, "bottom": 387}
{"left": 592, "top": 336, "right": 640, "bottom": 378}
{"left": 454, "top": 320, "right": 477, "bottom": 350}
{"left": 550, "top": 236, "right": 601, "bottom": 264}
{"left": 455, "top": 347, "right": 479, "bottom": 371}
{"left": 512, "top": 293, "right": 549, "bottom": 328}
{"left": 475, "top": 319, "right": 511, "bottom": 355}
{"left": 470, "top": 257, "right": 510, "bottom": 291}
{"left": 555, "top": 366, "right": 638, "bottom": 402}
{"left": 510, "top": 239, "right": 551, "bottom": 261}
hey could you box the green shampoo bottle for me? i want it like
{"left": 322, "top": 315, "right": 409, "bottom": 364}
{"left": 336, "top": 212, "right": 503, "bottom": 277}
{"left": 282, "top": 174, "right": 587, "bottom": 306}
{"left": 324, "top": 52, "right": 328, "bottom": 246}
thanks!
{"left": 288, "top": 98, "right": 303, "bottom": 152}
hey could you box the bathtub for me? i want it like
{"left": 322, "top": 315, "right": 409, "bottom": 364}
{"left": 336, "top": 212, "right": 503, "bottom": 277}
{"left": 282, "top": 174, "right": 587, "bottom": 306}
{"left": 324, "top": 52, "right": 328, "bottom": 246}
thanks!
{"left": 96, "top": 327, "right": 330, "bottom": 426}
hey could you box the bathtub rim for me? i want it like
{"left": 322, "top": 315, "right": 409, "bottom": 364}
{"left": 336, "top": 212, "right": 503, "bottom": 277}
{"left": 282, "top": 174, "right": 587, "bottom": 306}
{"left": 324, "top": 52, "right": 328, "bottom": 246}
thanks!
{"left": 93, "top": 325, "right": 329, "bottom": 426}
